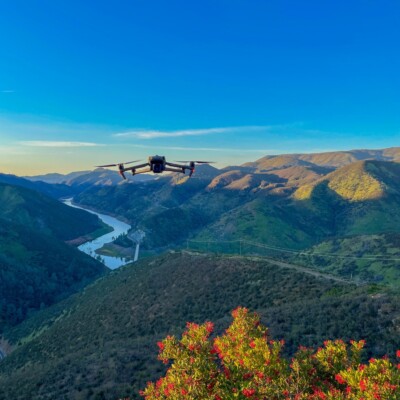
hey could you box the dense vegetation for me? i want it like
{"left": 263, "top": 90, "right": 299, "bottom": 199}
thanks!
{"left": 0, "top": 183, "right": 105, "bottom": 241}
{"left": 0, "top": 183, "right": 109, "bottom": 331}
{"left": 141, "top": 307, "right": 400, "bottom": 399}
{"left": 0, "top": 253, "right": 398, "bottom": 399}
{"left": 0, "top": 218, "right": 107, "bottom": 331}
{"left": 291, "top": 233, "right": 400, "bottom": 286}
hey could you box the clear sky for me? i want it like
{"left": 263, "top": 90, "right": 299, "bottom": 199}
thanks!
{"left": 1, "top": 0, "right": 399, "bottom": 175}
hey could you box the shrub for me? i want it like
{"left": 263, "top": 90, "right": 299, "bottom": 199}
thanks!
{"left": 140, "top": 307, "right": 399, "bottom": 399}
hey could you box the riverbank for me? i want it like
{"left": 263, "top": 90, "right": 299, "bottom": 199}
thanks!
{"left": 65, "top": 224, "right": 113, "bottom": 246}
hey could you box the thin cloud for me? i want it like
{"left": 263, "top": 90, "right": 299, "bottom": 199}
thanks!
{"left": 19, "top": 141, "right": 103, "bottom": 148}
{"left": 114, "top": 126, "right": 267, "bottom": 139}
{"left": 128, "top": 144, "right": 277, "bottom": 153}
{"left": 1, "top": 90, "right": 15, "bottom": 93}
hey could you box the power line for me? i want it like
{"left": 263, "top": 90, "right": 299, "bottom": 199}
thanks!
{"left": 187, "top": 239, "right": 400, "bottom": 262}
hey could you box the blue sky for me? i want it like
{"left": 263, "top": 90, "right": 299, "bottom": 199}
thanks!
{"left": 1, "top": 0, "right": 399, "bottom": 174}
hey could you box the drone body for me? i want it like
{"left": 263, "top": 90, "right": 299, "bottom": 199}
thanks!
{"left": 96, "top": 156, "right": 213, "bottom": 180}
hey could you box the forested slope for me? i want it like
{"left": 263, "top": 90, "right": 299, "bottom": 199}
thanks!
{"left": 0, "top": 253, "right": 398, "bottom": 399}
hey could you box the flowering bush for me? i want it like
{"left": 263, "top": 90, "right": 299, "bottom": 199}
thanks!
{"left": 140, "top": 307, "right": 400, "bottom": 399}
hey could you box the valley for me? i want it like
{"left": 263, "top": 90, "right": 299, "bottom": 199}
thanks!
{"left": 1, "top": 147, "right": 400, "bottom": 399}
{"left": 60, "top": 148, "right": 400, "bottom": 285}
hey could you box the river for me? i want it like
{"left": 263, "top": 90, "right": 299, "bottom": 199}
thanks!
{"left": 63, "top": 199, "right": 132, "bottom": 270}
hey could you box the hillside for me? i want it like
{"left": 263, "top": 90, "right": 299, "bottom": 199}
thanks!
{"left": 0, "top": 218, "right": 108, "bottom": 331}
{"left": 294, "top": 160, "right": 400, "bottom": 236}
{"left": 0, "top": 252, "right": 398, "bottom": 399}
{"left": 0, "top": 183, "right": 109, "bottom": 331}
{"left": 72, "top": 160, "right": 400, "bottom": 260}
{"left": 0, "top": 183, "right": 106, "bottom": 241}
{"left": 246, "top": 147, "right": 400, "bottom": 170}
{"left": 291, "top": 233, "right": 400, "bottom": 285}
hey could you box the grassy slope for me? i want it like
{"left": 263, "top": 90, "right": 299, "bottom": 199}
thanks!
{"left": 0, "top": 253, "right": 398, "bottom": 400}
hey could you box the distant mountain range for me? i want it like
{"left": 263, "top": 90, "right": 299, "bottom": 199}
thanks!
{"left": 25, "top": 167, "right": 156, "bottom": 187}
{"left": 0, "top": 173, "right": 73, "bottom": 198}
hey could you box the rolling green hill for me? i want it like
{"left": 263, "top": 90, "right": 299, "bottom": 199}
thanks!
{"left": 294, "top": 160, "right": 400, "bottom": 236}
{"left": 0, "top": 252, "right": 398, "bottom": 400}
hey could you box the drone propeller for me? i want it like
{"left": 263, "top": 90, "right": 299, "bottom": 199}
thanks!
{"left": 95, "top": 160, "right": 141, "bottom": 167}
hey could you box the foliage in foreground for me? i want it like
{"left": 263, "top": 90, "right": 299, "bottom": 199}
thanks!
{"left": 141, "top": 307, "right": 400, "bottom": 400}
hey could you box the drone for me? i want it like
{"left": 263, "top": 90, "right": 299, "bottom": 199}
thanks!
{"left": 96, "top": 155, "right": 214, "bottom": 179}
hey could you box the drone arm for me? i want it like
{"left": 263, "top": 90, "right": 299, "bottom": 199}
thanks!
{"left": 130, "top": 168, "right": 152, "bottom": 175}
{"left": 166, "top": 161, "right": 189, "bottom": 169}
{"left": 164, "top": 167, "right": 186, "bottom": 173}
{"left": 123, "top": 163, "right": 150, "bottom": 171}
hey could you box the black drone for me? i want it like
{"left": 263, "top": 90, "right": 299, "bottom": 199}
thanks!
{"left": 96, "top": 155, "right": 213, "bottom": 179}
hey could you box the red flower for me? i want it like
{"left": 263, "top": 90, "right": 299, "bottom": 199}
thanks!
{"left": 313, "top": 389, "right": 326, "bottom": 399}
{"left": 396, "top": 350, "right": 400, "bottom": 358}
{"left": 335, "top": 374, "right": 346, "bottom": 385}
{"left": 242, "top": 388, "right": 256, "bottom": 397}
{"left": 359, "top": 379, "right": 367, "bottom": 391}
{"left": 205, "top": 321, "right": 214, "bottom": 333}
{"left": 157, "top": 341, "right": 164, "bottom": 351}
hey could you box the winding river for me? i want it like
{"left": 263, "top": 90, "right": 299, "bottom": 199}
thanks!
{"left": 63, "top": 199, "right": 132, "bottom": 270}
